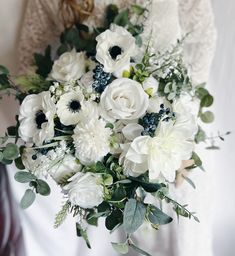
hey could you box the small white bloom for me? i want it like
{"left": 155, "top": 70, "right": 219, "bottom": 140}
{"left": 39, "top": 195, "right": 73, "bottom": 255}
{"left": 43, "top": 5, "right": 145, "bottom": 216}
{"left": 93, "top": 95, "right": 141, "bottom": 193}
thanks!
{"left": 80, "top": 71, "right": 94, "bottom": 94}
{"left": 126, "top": 121, "right": 194, "bottom": 182}
{"left": 64, "top": 172, "right": 103, "bottom": 209}
{"left": 73, "top": 118, "right": 112, "bottom": 165}
{"left": 122, "top": 123, "right": 144, "bottom": 141}
{"left": 56, "top": 91, "right": 84, "bottom": 126}
{"left": 100, "top": 78, "right": 149, "bottom": 122}
{"left": 143, "top": 76, "right": 159, "bottom": 97}
{"left": 96, "top": 24, "right": 136, "bottom": 73}
{"left": 49, "top": 154, "right": 82, "bottom": 183}
{"left": 50, "top": 49, "right": 86, "bottom": 82}
{"left": 19, "top": 91, "right": 56, "bottom": 145}
{"left": 147, "top": 97, "right": 171, "bottom": 113}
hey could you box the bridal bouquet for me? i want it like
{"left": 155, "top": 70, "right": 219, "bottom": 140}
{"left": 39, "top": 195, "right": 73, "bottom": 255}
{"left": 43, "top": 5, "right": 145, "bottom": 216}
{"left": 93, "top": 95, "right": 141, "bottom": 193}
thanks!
{"left": 0, "top": 3, "right": 227, "bottom": 255}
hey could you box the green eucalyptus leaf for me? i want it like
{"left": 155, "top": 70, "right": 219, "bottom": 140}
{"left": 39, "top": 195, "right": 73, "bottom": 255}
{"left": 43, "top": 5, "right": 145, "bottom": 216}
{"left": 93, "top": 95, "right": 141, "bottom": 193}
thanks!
{"left": 196, "top": 87, "right": 208, "bottom": 99}
{"left": 200, "top": 111, "right": 214, "bottom": 123}
{"left": 195, "top": 126, "right": 206, "bottom": 143}
{"left": 129, "top": 177, "right": 163, "bottom": 193}
{"left": 192, "top": 152, "right": 202, "bottom": 167}
{"left": 20, "top": 189, "right": 36, "bottom": 209}
{"left": 3, "top": 143, "right": 19, "bottom": 160}
{"left": 106, "top": 4, "right": 119, "bottom": 25}
{"left": 148, "top": 205, "right": 173, "bottom": 225}
{"left": 129, "top": 243, "right": 151, "bottom": 256}
{"left": 36, "top": 179, "right": 51, "bottom": 196}
{"left": 123, "top": 199, "right": 146, "bottom": 234}
{"left": 14, "top": 171, "right": 37, "bottom": 183}
{"left": 200, "top": 94, "right": 214, "bottom": 108}
{"left": 131, "top": 4, "right": 146, "bottom": 15}
{"left": 111, "top": 242, "right": 129, "bottom": 254}
{"left": 14, "top": 157, "right": 25, "bottom": 170}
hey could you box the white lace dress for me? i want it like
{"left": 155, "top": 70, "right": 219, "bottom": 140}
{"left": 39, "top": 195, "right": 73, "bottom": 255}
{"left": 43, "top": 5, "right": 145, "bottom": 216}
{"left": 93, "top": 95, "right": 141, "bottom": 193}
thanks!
{"left": 12, "top": 0, "right": 217, "bottom": 255}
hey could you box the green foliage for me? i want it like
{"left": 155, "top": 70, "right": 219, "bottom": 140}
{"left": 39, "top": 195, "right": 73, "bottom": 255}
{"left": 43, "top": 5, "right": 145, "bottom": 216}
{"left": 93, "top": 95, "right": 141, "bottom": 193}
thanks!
{"left": 181, "top": 175, "right": 196, "bottom": 189}
{"left": 192, "top": 152, "right": 202, "bottom": 167}
{"left": 129, "top": 243, "right": 151, "bottom": 256}
{"left": 76, "top": 223, "right": 91, "bottom": 249}
{"left": 105, "top": 209, "right": 123, "bottom": 230}
{"left": 36, "top": 179, "right": 51, "bottom": 196}
{"left": 0, "top": 65, "right": 9, "bottom": 75}
{"left": 129, "top": 176, "right": 164, "bottom": 193}
{"left": 147, "top": 205, "right": 173, "bottom": 225}
{"left": 2, "top": 143, "right": 19, "bottom": 160}
{"left": 114, "top": 9, "right": 129, "bottom": 27}
{"left": 34, "top": 45, "right": 53, "bottom": 78}
{"left": 54, "top": 201, "right": 70, "bottom": 228}
{"left": 20, "top": 189, "right": 36, "bottom": 209}
{"left": 15, "top": 73, "right": 50, "bottom": 93}
{"left": 105, "top": 4, "right": 119, "bottom": 26}
{"left": 200, "top": 111, "right": 215, "bottom": 123}
{"left": 14, "top": 171, "right": 37, "bottom": 183}
{"left": 111, "top": 242, "right": 129, "bottom": 254}
{"left": 195, "top": 126, "right": 206, "bottom": 143}
{"left": 123, "top": 199, "right": 146, "bottom": 234}
{"left": 131, "top": 4, "right": 146, "bottom": 15}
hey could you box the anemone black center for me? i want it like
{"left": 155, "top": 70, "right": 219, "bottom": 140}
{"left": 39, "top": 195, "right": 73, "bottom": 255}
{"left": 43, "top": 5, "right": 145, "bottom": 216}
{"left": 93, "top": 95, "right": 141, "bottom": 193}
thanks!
{"left": 69, "top": 100, "right": 81, "bottom": 113}
{"left": 35, "top": 110, "right": 47, "bottom": 129}
{"left": 109, "top": 46, "right": 122, "bottom": 60}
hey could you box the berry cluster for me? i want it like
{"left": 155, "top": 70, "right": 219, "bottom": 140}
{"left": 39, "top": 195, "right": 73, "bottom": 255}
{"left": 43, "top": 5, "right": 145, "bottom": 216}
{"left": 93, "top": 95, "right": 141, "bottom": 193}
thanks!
{"left": 139, "top": 104, "right": 175, "bottom": 137}
{"left": 92, "top": 64, "right": 111, "bottom": 93}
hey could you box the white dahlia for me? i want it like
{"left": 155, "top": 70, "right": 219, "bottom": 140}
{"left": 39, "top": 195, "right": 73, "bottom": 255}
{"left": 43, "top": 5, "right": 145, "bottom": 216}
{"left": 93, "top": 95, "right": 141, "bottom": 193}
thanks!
{"left": 72, "top": 118, "right": 112, "bottom": 165}
{"left": 126, "top": 121, "right": 195, "bottom": 182}
{"left": 19, "top": 91, "right": 56, "bottom": 145}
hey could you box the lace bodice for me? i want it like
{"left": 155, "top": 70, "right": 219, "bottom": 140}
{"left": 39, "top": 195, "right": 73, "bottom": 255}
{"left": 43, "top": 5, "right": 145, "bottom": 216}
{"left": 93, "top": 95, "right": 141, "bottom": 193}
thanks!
{"left": 18, "top": 0, "right": 216, "bottom": 85}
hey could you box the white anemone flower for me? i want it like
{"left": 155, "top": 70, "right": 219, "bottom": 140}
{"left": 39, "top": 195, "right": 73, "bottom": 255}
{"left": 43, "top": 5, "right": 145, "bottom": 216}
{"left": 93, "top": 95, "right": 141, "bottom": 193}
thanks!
{"left": 96, "top": 24, "right": 136, "bottom": 73}
{"left": 126, "top": 121, "right": 194, "bottom": 182}
{"left": 72, "top": 118, "right": 112, "bottom": 165}
{"left": 19, "top": 91, "right": 56, "bottom": 145}
{"left": 56, "top": 91, "right": 84, "bottom": 126}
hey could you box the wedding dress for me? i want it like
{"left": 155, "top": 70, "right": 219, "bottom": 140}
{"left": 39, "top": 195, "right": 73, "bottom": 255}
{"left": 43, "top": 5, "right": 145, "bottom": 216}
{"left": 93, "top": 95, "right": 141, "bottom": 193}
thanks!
{"left": 7, "top": 0, "right": 216, "bottom": 255}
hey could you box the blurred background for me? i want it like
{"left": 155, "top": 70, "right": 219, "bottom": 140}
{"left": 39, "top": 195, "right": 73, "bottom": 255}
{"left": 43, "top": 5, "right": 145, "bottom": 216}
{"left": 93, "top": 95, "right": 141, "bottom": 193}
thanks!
{"left": 0, "top": 0, "right": 234, "bottom": 255}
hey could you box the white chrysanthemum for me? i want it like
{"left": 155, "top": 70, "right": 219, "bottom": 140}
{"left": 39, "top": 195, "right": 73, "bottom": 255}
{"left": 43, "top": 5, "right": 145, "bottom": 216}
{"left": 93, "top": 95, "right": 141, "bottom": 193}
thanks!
{"left": 96, "top": 24, "right": 136, "bottom": 72}
{"left": 19, "top": 91, "right": 56, "bottom": 145}
{"left": 64, "top": 172, "right": 103, "bottom": 209}
{"left": 56, "top": 91, "right": 84, "bottom": 126}
{"left": 49, "top": 154, "right": 82, "bottom": 183}
{"left": 50, "top": 49, "right": 86, "bottom": 82}
{"left": 72, "top": 118, "right": 112, "bottom": 165}
{"left": 126, "top": 121, "right": 194, "bottom": 182}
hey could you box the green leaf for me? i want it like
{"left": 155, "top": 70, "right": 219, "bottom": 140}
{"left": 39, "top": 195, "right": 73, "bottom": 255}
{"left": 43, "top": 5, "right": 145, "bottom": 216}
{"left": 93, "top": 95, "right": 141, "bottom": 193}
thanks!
{"left": 129, "top": 243, "right": 151, "bottom": 256}
{"left": 129, "top": 177, "right": 163, "bottom": 193}
{"left": 111, "top": 185, "right": 126, "bottom": 202}
{"left": 131, "top": 4, "right": 146, "bottom": 15}
{"left": 114, "top": 10, "right": 129, "bottom": 27}
{"left": 196, "top": 87, "right": 209, "bottom": 100}
{"left": 76, "top": 223, "right": 91, "bottom": 249}
{"left": 3, "top": 143, "right": 19, "bottom": 160}
{"left": 148, "top": 205, "right": 173, "bottom": 225}
{"left": 20, "top": 189, "right": 36, "bottom": 209}
{"left": 56, "top": 44, "right": 69, "bottom": 56}
{"left": 54, "top": 201, "right": 70, "bottom": 228}
{"left": 105, "top": 209, "right": 123, "bottom": 230}
{"left": 106, "top": 4, "right": 119, "bottom": 26}
{"left": 14, "top": 157, "right": 25, "bottom": 170}
{"left": 195, "top": 126, "right": 206, "bottom": 143}
{"left": 182, "top": 175, "right": 196, "bottom": 189}
{"left": 0, "top": 65, "right": 9, "bottom": 75}
{"left": 36, "top": 179, "right": 51, "bottom": 196}
{"left": 14, "top": 171, "right": 37, "bottom": 183}
{"left": 34, "top": 45, "right": 53, "bottom": 78}
{"left": 75, "top": 23, "right": 89, "bottom": 32}
{"left": 123, "top": 199, "right": 146, "bottom": 234}
{"left": 206, "top": 145, "right": 220, "bottom": 150}
{"left": 0, "top": 152, "right": 3, "bottom": 162}
{"left": 7, "top": 126, "right": 17, "bottom": 136}
{"left": 192, "top": 152, "right": 202, "bottom": 167}
{"left": 86, "top": 212, "right": 98, "bottom": 226}
{"left": 105, "top": 123, "right": 114, "bottom": 129}
{"left": 200, "top": 111, "right": 214, "bottom": 123}
{"left": 200, "top": 94, "right": 214, "bottom": 108}
{"left": 111, "top": 242, "right": 129, "bottom": 254}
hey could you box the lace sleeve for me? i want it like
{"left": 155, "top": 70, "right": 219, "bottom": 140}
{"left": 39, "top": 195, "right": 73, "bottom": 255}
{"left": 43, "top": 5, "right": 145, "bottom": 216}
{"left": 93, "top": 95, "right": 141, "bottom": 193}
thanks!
{"left": 179, "top": 0, "right": 217, "bottom": 84}
{"left": 18, "top": 0, "right": 63, "bottom": 74}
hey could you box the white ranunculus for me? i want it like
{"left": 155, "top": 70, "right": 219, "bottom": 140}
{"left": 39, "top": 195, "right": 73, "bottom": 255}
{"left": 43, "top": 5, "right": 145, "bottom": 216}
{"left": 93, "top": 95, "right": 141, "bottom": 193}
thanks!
{"left": 73, "top": 118, "right": 112, "bottom": 165}
{"left": 49, "top": 155, "right": 82, "bottom": 183}
{"left": 19, "top": 91, "right": 56, "bottom": 145}
{"left": 96, "top": 24, "right": 136, "bottom": 73}
{"left": 126, "top": 121, "right": 195, "bottom": 182}
{"left": 143, "top": 76, "right": 159, "bottom": 97}
{"left": 56, "top": 91, "right": 84, "bottom": 126}
{"left": 64, "top": 172, "right": 103, "bottom": 209}
{"left": 50, "top": 49, "right": 86, "bottom": 82}
{"left": 100, "top": 78, "right": 149, "bottom": 122}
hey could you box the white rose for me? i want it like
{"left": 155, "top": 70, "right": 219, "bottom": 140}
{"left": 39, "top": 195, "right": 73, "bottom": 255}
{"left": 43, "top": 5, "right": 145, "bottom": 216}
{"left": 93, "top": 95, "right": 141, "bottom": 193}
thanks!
{"left": 49, "top": 155, "right": 82, "bottom": 183}
{"left": 96, "top": 24, "right": 136, "bottom": 73}
{"left": 19, "top": 91, "right": 56, "bottom": 145}
{"left": 100, "top": 78, "right": 149, "bottom": 121}
{"left": 50, "top": 49, "right": 86, "bottom": 82}
{"left": 64, "top": 172, "right": 103, "bottom": 209}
